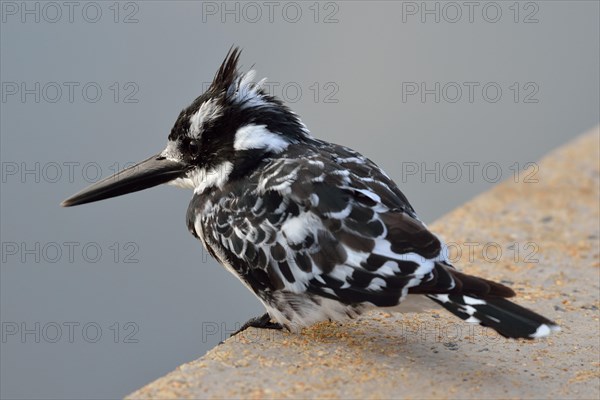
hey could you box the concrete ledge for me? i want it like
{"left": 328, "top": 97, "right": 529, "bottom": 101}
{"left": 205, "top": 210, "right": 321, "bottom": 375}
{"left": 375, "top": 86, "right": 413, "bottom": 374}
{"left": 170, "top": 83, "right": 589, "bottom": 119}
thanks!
{"left": 128, "top": 127, "right": 599, "bottom": 399}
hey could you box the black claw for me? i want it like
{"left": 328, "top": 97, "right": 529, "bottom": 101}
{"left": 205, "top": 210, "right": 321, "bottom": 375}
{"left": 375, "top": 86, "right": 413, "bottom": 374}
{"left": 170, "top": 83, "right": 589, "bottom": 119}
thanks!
{"left": 230, "top": 313, "right": 283, "bottom": 337}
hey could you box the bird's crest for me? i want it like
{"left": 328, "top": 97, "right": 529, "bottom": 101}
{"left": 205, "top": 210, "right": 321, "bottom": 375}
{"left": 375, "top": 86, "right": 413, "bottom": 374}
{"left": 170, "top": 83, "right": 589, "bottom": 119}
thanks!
{"left": 204, "top": 46, "right": 268, "bottom": 111}
{"left": 210, "top": 46, "right": 243, "bottom": 93}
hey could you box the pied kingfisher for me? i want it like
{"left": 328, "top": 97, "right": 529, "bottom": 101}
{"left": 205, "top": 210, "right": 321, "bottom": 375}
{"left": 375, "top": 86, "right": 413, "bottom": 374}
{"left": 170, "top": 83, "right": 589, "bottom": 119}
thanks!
{"left": 63, "top": 47, "right": 559, "bottom": 340}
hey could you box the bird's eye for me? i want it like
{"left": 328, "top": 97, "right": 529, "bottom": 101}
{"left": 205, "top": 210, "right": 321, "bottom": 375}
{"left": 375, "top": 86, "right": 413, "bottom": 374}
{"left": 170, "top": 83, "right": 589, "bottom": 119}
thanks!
{"left": 187, "top": 139, "right": 200, "bottom": 157}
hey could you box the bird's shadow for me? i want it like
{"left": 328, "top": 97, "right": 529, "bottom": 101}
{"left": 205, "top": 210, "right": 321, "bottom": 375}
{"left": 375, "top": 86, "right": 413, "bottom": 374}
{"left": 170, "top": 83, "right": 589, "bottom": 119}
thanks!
{"left": 230, "top": 313, "right": 546, "bottom": 395}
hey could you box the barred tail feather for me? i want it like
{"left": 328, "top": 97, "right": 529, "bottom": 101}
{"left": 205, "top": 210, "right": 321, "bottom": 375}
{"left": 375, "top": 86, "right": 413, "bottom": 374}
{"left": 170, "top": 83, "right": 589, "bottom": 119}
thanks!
{"left": 427, "top": 293, "right": 560, "bottom": 339}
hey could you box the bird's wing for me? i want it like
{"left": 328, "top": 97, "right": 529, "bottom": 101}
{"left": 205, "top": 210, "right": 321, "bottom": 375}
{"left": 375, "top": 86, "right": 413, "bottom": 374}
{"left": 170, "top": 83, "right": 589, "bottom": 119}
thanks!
{"left": 257, "top": 142, "right": 447, "bottom": 306}
{"left": 201, "top": 141, "right": 509, "bottom": 305}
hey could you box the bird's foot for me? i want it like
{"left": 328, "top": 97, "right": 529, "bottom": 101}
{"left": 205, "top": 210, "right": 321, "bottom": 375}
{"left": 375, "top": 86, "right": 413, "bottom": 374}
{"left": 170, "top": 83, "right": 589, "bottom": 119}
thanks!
{"left": 230, "top": 313, "right": 283, "bottom": 337}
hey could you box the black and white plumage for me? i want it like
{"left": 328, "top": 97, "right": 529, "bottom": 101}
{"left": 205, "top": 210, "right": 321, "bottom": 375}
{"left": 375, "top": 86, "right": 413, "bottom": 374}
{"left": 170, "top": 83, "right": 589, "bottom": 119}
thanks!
{"left": 62, "top": 48, "right": 559, "bottom": 340}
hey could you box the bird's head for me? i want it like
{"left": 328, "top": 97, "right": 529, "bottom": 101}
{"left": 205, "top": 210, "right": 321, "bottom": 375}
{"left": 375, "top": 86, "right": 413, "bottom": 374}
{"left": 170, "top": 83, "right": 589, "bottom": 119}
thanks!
{"left": 62, "top": 47, "right": 310, "bottom": 207}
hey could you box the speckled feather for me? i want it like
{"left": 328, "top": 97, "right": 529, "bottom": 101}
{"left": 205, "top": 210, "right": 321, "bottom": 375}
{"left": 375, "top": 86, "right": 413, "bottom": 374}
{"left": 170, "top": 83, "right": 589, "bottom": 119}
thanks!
{"left": 186, "top": 139, "right": 520, "bottom": 331}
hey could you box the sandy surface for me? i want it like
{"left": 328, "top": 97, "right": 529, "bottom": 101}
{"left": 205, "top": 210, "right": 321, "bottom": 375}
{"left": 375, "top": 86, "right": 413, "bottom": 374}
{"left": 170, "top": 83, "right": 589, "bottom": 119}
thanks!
{"left": 127, "top": 127, "right": 599, "bottom": 399}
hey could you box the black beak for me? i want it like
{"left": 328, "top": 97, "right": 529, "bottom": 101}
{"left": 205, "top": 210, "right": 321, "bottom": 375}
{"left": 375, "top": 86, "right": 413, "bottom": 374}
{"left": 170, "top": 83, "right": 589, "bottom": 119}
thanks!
{"left": 61, "top": 154, "right": 188, "bottom": 207}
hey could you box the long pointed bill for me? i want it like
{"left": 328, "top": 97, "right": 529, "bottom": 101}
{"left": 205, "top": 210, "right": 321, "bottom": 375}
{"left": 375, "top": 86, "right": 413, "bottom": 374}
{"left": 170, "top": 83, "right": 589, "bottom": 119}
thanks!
{"left": 61, "top": 154, "right": 188, "bottom": 207}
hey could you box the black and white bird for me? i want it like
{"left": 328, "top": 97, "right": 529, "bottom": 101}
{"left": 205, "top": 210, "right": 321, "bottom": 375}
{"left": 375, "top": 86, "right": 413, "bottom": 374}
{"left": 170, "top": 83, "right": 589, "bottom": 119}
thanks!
{"left": 62, "top": 48, "right": 559, "bottom": 339}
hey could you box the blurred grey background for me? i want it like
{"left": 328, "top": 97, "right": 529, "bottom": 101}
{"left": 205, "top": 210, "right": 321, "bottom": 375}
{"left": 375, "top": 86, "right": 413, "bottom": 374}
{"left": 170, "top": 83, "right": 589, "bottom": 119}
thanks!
{"left": 1, "top": 1, "right": 598, "bottom": 398}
